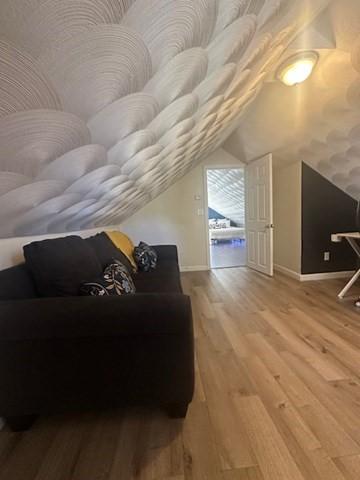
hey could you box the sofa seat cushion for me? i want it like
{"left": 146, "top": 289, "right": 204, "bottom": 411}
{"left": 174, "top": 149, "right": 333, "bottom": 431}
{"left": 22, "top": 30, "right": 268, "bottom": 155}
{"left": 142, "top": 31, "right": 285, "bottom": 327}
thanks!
{"left": 133, "top": 254, "right": 181, "bottom": 294}
{"left": 134, "top": 274, "right": 182, "bottom": 294}
{"left": 155, "top": 259, "right": 180, "bottom": 276}
{"left": 23, "top": 236, "right": 102, "bottom": 297}
{"left": 85, "top": 232, "right": 134, "bottom": 273}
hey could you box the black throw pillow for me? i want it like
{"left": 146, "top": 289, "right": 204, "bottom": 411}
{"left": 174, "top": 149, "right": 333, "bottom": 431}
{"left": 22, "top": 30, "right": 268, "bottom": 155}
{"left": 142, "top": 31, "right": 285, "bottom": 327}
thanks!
{"left": 133, "top": 242, "right": 158, "bottom": 272}
{"left": 79, "top": 259, "right": 136, "bottom": 296}
{"left": 85, "top": 232, "right": 134, "bottom": 274}
{"left": 24, "top": 236, "right": 102, "bottom": 297}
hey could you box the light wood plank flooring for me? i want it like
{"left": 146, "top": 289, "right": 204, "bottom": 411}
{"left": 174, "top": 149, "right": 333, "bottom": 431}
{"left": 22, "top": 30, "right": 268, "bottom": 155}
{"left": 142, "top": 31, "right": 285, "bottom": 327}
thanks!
{"left": 1, "top": 268, "right": 360, "bottom": 480}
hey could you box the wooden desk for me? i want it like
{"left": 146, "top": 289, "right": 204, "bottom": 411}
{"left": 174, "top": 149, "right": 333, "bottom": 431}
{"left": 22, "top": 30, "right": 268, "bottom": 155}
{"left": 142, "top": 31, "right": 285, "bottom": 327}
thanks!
{"left": 331, "top": 232, "right": 360, "bottom": 298}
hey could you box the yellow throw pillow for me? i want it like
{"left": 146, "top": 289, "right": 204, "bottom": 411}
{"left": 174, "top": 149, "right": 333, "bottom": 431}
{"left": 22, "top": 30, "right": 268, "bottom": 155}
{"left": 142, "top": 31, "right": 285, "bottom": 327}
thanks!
{"left": 105, "top": 231, "right": 137, "bottom": 271}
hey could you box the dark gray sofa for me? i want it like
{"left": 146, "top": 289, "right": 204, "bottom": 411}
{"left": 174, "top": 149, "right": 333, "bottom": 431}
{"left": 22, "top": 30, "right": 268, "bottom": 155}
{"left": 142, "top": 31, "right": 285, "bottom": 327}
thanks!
{"left": 0, "top": 234, "right": 194, "bottom": 431}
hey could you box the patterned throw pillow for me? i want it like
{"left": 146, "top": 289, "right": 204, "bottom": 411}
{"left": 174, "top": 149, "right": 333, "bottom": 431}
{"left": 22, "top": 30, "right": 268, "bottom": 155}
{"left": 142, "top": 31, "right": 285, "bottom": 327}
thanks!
{"left": 79, "top": 259, "right": 136, "bottom": 296}
{"left": 133, "top": 242, "right": 158, "bottom": 272}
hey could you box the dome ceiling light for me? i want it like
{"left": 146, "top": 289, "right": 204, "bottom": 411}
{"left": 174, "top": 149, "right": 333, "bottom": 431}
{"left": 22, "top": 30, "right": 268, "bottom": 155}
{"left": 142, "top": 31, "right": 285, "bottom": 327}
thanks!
{"left": 276, "top": 51, "right": 319, "bottom": 86}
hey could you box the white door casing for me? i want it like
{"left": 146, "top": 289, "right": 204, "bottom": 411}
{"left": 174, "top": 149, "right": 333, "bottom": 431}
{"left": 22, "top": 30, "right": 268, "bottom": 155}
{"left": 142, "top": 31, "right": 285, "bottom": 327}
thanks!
{"left": 245, "top": 154, "right": 274, "bottom": 276}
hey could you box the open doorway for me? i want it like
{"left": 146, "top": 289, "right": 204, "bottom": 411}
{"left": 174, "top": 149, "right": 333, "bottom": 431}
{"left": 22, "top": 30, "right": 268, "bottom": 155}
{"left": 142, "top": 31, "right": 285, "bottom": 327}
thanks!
{"left": 205, "top": 167, "right": 246, "bottom": 269}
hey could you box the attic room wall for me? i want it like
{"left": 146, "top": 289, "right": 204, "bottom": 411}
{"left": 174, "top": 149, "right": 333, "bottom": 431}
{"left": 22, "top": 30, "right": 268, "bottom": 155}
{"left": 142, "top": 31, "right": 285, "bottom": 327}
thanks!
{"left": 223, "top": 0, "right": 360, "bottom": 204}
{"left": 0, "top": 148, "right": 241, "bottom": 271}
{"left": 302, "top": 163, "right": 358, "bottom": 274}
{"left": 273, "top": 161, "right": 302, "bottom": 275}
{"left": 121, "top": 148, "right": 244, "bottom": 270}
{"left": 0, "top": 226, "right": 117, "bottom": 270}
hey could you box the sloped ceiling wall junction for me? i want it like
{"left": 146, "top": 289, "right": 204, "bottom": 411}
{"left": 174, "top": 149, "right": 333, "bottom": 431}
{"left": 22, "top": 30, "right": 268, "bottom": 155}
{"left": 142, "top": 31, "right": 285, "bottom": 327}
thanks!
{"left": 225, "top": 0, "right": 360, "bottom": 202}
{"left": 0, "top": 0, "right": 329, "bottom": 238}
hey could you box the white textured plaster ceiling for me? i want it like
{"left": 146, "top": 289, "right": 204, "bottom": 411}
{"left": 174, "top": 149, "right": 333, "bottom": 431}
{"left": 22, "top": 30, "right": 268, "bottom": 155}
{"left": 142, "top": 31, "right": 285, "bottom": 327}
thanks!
{"left": 0, "top": 0, "right": 330, "bottom": 237}
{"left": 207, "top": 168, "right": 245, "bottom": 225}
{"left": 224, "top": 0, "right": 360, "bottom": 200}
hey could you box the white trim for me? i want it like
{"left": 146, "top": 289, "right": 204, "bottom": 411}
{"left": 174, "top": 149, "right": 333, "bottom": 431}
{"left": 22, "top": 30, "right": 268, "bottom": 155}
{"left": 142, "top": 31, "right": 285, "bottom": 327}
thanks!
{"left": 203, "top": 166, "right": 211, "bottom": 271}
{"left": 203, "top": 164, "right": 246, "bottom": 271}
{"left": 180, "top": 265, "right": 210, "bottom": 272}
{"left": 274, "top": 264, "right": 301, "bottom": 280}
{"left": 274, "top": 264, "right": 355, "bottom": 282}
{"left": 300, "top": 271, "right": 355, "bottom": 282}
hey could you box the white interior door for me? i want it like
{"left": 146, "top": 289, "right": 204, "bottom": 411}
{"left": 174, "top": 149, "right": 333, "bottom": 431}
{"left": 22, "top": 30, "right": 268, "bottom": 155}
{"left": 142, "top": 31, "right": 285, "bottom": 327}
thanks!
{"left": 245, "top": 154, "right": 274, "bottom": 276}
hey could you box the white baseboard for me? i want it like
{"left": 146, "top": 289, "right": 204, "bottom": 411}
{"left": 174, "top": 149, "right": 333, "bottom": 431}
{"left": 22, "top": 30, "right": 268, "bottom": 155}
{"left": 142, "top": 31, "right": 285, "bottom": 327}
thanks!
{"left": 274, "top": 264, "right": 355, "bottom": 282}
{"left": 180, "top": 265, "right": 209, "bottom": 272}
{"left": 300, "top": 270, "right": 355, "bottom": 282}
{"left": 274, "top": 264, "right": 301, "bottom": 280}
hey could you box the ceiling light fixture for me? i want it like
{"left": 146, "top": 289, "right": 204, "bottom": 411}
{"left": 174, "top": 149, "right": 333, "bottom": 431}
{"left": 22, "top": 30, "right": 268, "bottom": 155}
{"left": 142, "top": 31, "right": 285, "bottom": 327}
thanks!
{"left": 276, "top": 51, "right": 319, "bottom": 87}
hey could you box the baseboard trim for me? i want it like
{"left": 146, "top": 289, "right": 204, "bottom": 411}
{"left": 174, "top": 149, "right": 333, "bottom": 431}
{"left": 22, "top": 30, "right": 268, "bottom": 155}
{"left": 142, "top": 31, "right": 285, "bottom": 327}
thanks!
{"left": 274, "top": 264, "right": 301, "bottom": 280}
{"left": 300, "top": 271, "right": 355, "bottom": 282}
{"left": 274, "top": 264, "right": 355, "bottom": 282}
{"left": 180, "top": 265, "right": 210, "bottom": 272}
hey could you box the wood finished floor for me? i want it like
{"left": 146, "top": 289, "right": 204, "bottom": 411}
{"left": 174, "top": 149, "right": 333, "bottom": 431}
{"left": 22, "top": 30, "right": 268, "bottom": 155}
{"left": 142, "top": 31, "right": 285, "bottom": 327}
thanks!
{"left": 1, "top": 268, "right": 360, "bottom": 480}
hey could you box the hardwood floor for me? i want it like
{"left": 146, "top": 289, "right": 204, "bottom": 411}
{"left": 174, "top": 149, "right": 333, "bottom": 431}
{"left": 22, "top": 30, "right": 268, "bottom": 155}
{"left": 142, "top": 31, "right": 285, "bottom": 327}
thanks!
{"left": 1, "top": 268, "right": 360, "bottom": 480}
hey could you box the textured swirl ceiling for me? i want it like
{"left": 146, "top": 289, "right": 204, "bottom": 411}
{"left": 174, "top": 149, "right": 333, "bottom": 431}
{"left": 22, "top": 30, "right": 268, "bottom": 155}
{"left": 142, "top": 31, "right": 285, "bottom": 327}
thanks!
{"left": 0, "top": 0, "right": 328, "bottom": 237}
{"left": 225, "top": 0, "right": 360, "bottom": 201}
{"left": 207, "top": 168, "right": 245, "bottom": 226}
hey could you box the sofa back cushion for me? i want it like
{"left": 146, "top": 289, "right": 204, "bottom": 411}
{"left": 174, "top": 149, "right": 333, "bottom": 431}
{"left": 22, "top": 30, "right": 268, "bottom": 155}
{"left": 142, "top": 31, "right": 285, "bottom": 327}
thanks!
{"left": 0, "top": 264, "right": 37, "bottom": 300}
{"left": 85, "top": 232, "right": 134, "bottom": 273}
{"left": 23, "top": 236, "right": 102, "bottom": 297}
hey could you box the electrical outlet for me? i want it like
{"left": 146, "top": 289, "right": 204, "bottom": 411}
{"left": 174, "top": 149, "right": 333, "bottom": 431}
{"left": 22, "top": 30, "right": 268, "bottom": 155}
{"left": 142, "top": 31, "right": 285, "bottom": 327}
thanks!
{"left": 324, "top": 251, "right": 330, "bottom": 262}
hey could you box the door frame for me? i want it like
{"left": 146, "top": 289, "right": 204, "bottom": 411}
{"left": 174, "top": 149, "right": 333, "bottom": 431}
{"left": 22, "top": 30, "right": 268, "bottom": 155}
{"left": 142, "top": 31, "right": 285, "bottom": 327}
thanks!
{"left": 203, "top": 164, "right": 246, "bottom": 270}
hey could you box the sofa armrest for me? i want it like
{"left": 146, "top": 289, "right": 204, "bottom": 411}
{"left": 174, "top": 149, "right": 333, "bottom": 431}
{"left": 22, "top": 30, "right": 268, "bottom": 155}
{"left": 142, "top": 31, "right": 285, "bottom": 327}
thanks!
{"left": 0, "top": 294, "right": 192, "bottom": 341}
{"left": 152, "top": 245, "right": 178, "bottom": 263}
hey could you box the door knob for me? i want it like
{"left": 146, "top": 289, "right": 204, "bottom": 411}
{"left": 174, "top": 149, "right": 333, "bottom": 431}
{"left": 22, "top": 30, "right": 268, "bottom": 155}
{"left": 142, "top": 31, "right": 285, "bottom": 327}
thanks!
{"left": 265, "top": 224, "right": 274, "bottom": 229}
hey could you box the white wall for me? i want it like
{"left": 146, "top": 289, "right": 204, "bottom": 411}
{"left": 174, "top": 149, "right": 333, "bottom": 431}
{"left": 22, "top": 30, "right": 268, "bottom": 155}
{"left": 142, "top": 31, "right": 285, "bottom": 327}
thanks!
{"left": 0, "top": 226, "right": 118, "bottom": 271}
{"left": 273, "top": 161, "right": 302, "bottom": 275}
{"left": 121, "top": 148, "right": 244, "bottom": 270}
{"left": 0, "top": 148, "right": 243, "bottom": 271}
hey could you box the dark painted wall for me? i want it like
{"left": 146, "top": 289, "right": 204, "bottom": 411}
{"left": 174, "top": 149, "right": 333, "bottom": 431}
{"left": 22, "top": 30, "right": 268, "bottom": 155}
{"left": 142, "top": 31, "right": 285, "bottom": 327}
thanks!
{"left": 301, "top": 163, "right": 358, "bottom": 274}
{"left": 208, "top": 207, "right": 225, "bottom": 220}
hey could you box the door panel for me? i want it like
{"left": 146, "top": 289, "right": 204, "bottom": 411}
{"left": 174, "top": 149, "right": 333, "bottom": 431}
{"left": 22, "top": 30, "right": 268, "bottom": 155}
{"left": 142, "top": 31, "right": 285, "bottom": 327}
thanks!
{"left": 247, "top": 230, "right": 256, "bottom": 265}
{"left": 245, "top": 154, "right": 273, "bottom": 276}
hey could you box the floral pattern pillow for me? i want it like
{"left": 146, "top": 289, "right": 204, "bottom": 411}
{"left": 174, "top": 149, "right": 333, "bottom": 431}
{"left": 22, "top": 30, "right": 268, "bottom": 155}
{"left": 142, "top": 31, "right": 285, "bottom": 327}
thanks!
{"left": 133, "top": 242, "right": 157, "bottom": 272}
{"left": 79, "top": 259, "right": 136, "bottom": 296}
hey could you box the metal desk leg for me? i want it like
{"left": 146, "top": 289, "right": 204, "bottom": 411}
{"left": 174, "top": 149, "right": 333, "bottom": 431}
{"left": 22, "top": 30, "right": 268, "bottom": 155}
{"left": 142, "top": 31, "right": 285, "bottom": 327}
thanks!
{"left": 338, "top": 237, "right": 360, "bottom": 298}
{"left": 338, "top": 269, "right": 360, "bottom": 298}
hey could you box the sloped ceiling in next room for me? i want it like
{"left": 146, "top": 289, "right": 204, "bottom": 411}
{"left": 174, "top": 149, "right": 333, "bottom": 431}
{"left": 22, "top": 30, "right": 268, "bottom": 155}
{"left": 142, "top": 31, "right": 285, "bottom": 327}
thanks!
{"left": 224, "top": 0, "right": 360, "bottom": 201}
{"left": 0, "top": 0, "right": 330, "bottom": 238}
{"left": 207, "top": 168, "right": 245, "bottom": 226}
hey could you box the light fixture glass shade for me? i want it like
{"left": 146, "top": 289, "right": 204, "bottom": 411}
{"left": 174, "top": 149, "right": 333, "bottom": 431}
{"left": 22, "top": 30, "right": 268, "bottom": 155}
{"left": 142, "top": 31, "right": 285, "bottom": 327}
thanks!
{"left": 276, "top": 51, "right": 319, "bottom": 86}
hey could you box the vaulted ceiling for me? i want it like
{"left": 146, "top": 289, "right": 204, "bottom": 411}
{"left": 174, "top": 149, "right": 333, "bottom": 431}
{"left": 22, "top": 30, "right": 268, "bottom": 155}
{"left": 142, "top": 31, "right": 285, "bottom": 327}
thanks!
{"left": 207, "top": 168, "right": 245, "bottom": 226}
{"left": 0, "top": 0, "right": 332, "bottom": 237}
{"left": 225, "top": 0, "right": 360, "bottom": 201}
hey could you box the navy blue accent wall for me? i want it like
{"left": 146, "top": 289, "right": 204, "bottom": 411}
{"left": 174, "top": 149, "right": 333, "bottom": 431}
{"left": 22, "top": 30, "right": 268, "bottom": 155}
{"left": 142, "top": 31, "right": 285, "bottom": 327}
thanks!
{"left": 301, "top": 163, "right": 358, "bottom": 274}
{"left": 208, "top": 207, "right": 225, "bottom": 220}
